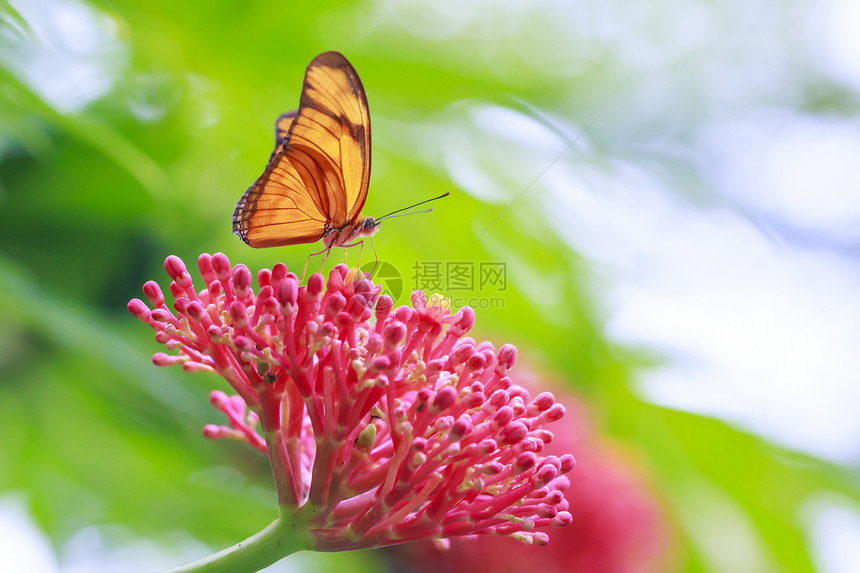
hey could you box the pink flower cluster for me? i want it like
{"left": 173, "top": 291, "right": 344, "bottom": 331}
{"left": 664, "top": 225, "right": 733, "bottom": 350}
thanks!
{"left": 387, "top": 395, "right": 677, "bottom": 572}
{"left": 128, "top": 254, "right": 574, "bottom": 551}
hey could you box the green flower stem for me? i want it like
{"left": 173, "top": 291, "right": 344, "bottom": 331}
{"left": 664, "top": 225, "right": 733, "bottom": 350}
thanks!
{"left": 161, "top": 509, "right": 312, "bottom": 573}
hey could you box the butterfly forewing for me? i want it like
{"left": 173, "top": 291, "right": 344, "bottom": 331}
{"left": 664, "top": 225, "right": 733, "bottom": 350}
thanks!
{"left": 233, "top": 51, "right": 371, "bottom": 249}
{"left": 286, "top": 51, "right": 371, "bottom": 225}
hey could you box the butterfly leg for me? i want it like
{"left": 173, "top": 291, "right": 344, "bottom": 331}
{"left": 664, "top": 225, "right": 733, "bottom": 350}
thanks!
{"left": 340, "top": 240, "right": 368, "bottom": 276}
{"left": 318, "top": 245, "right": 333, "bottom": 275}
{"left": 367, "top": 235, "right": 379, "bottom": 276}
{"left": 302, "top": 245, "right": 331, "bottom": 282}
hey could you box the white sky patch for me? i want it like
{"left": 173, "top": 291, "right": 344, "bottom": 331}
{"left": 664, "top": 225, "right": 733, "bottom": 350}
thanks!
{"left": 807, "top": 0, "right": 860, "bottom": 93}
{"left": 545, "top": 160, "right": 860, "bottom": 463}
{"left": 434, "top": 103, "right": 571, "bottom": 204}
{"left": 0, "top": 496, "right": 58, "bottom": 573}
{"left": 0, "top": 0, "right": 125, "bottom": 112}
{"left": 803, "top": 494, "right": 860, "bottom": 573}
{"left": 432, "top": 102, "right": 860, "bottom": 464}
{"left": 0, "top": 494, "right": 316, "bottom": 573}
{"left": 701, "top": 111, "right": 860, "bottom": 244}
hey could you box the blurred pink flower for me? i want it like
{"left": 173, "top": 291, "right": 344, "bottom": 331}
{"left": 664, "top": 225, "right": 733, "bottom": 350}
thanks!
{"left": 386, "top": 395, "right": 676, "bottom": 572}
{"left": 128, "top": 254, "right": 575, "bottom": 552}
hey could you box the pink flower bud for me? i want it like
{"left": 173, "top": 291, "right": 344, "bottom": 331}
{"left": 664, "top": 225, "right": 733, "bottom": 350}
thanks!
{"left": 425, "top": 359, "right": 445, "bottom": 376}
{"left": 431, "top": 385, "right": 457, "bottom": 413}
{"left": 185, "top": 301, "right": 206, "bottom": 322}
{"left": 142, "top": 281, "right": 165, "bottom": 307}
{"left": 532, "top": 463, "right": 559, "bottom": 488}
{"left": 492, "top": 406, "right": 514, "bottom": 428}
{"left": 527, "top": 392, "right": 556, "bottom": 416}
{"left": 352, "top": 279, "right": 376, "bottom": 301}
{"left": 229, "top": 301, "right": 249, "bottom": 329}
{"left": 306, "top": 273, "right": 324, "bottom": 299}
{"left": 335, "top": 311, "right": 351, "bottom": 329}
{"left": 127, "top": 298, "right": 151, "bottom": 321}
{"left": 232, "top": 265, "right": 252, "bottom": 299}
{"left": 508, "top": 385, "right": 529, "bottom": 402}
{"left": 365, "top": 334, "right": 383, "bottom": 354}
{"left": 450, "top": 416, "right": 473, "bottom": 441}
{"left": 461, "top": 391, "right": 485, "bottom": 410}
{"left": 536, "top": 503, "right": 557, "bottom": 518}
{"left": 211, "top": 253, "right": 231, "bottom": 282}
{"left": 466, "top": 353, "right": 486, "bottom": 372}
{"left": 346, "top": 295, "right": 367, "bottom": 320}
{"left": 272, "top": 263, "right": 287, "bottom": 284}
{"left": 207, "top": 280, "right": 223, "bottom": 299}
{"left": 318, "top": 322, "right": 336, "bottom": 339}
{"left": 514, "top": 451, "right": 537, "bottom": 473}
{"left": 434, "top": 416, "right": 454, "bottom": 432}
{"left": 487, "top": 389, "right": 510, "bottom": 412}
{"left": 559, "top": 454, "right": 576, "bottom": 473}
{"left": 550, "top": 475, "right": 571, "bottom": 493}
{"left": 538, "top": 403, "right": 566, "bottom": 425}
{"left": 164, "top": 255, "right": 192, "bottom": 288}
{"left": 202, "top": 424, "right": 222, "bottom": 439}
{"left": 173, "top": 297, "right": 189, "bottom": 315}
{"left": 375, "top": 295, "right": 393, "bottom": 321}
{"left": 394, "top": 306, "right": 412, "bottom": 323}
{"left": 150, "top": 308, "right": 172, "bottom": 322}
{"left": 209, "top": 390, "right": 229, "bottom": 408}
{"left": 277, "top": 278, "right": 298, "bottom": 308}
{"left": 501, "top": 421, "right": 529, "bottom": 445}
{"left": 325, "top": 293, "right": 347, "bottom": 320}
{"left": 331, "top": 263, "right": 349, "bottom": 279}
{"left": 449, "top": 306, "right": 475, "bottom": 337}
{"left": 370, "top": 356, "right": 391, "bottom": 371}
{"left": 450, "top": 343, "right": 475, "bottom": 366}
{"left": 257, "top": 268, "right": 272, "bottom": 288}
{"left": 496, "top": 343, "right": 517, "bottom": 373}
{"left": 476, "top": 438, "right": 498, "bottom": 456}
{"left": 197, "top": 253, "right": 216, "bottom": 283}
{"left": 383, "top": 321, "right": 406, "bottom": 349}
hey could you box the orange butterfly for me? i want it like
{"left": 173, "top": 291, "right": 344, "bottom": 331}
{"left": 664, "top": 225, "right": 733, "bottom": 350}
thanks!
{"left": 233, "top": 51, "right": 447, "bottom": 269}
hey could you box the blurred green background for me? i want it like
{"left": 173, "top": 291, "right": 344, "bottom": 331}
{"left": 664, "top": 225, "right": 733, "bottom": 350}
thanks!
{"left": 2, "top": 0, "right": 860, "bottom": 571}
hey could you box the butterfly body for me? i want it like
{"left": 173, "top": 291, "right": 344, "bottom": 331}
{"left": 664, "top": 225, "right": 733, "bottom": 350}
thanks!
{"left": 321, "top": 216, "right": 380, "bottom": 249}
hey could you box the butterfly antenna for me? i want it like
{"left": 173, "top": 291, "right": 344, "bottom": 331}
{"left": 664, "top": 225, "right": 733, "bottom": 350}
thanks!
{"left": 377, "top": 208, "right": 433, "bottom": 220}
{"left": 376, "top": 192, "right": 450, "bottom": 221}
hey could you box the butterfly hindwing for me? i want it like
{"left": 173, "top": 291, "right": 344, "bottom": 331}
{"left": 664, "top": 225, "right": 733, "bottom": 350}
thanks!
{"left": 271, "top": 110, "right": 297, "bottom": 161}
{"left": 233, "top": 52, "right": 371, "bottom": 248}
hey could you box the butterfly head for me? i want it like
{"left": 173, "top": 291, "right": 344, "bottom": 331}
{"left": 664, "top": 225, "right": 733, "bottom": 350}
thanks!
{"left": 360, "top": 217, "right": 381, "bottom": 237}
